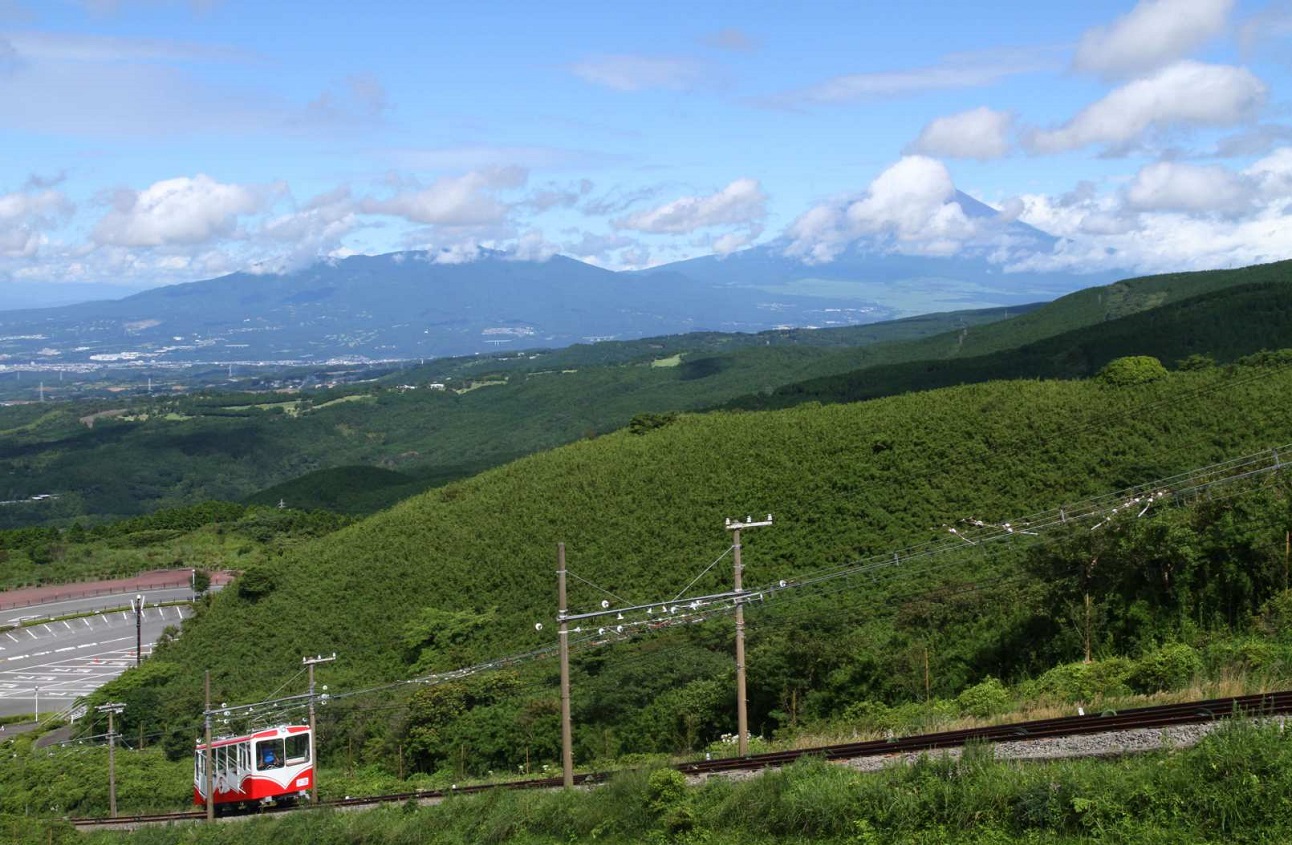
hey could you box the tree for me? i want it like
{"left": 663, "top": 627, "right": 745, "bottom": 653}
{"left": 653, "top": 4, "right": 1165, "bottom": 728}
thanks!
{"left": 1097, "top": 355, "right": 1168, "bottom": 386}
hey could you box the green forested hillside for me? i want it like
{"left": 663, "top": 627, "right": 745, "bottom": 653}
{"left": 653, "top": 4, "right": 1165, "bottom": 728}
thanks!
{"left": 731, "top": 278, "right": 1292, "bottom": 409}
{"left": 824, "top": 258, "right": 1292, "bottom": 367}
{"left": 0, "top": 304, "right": 1025, "bottom": 527}
{"left": 1, "top": 261, "right": 1286, "bottom": 527}
{"left": 104, "top": 359, "right": 1292, "bottom": 775}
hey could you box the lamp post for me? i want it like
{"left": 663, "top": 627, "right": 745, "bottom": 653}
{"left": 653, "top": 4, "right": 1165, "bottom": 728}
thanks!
{"left": 33, "top": 685, "right": 38, "bottom": 723}
{"left": 132, "top": 594, "right": 145, "bottom": 667}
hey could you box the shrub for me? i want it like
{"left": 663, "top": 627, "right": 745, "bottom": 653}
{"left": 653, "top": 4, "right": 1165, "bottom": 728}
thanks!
{"left": 627, "top": 412, "right": 678, "bottom": 435}
{"left": 1023, "top": 658, "right": 1133, "bottom": 702}
{"left": 1097, "top": 355, "right": 1168, "bottom": 386}
{"left": 956, "top": 676, "right": 1011, "bottom": 718}
{"left": 1128, "top": 643, "right": 1201, "bottom": 693}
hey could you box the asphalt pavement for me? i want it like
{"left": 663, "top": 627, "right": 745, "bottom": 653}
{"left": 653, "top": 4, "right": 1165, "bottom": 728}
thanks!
{"left": 0, "top": 602, "right": 192, "bottom": 719}
{"left": 0, "top": 571, "right": 232, "bottom": 725}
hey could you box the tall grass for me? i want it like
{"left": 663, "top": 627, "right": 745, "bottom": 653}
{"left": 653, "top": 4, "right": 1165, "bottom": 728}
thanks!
{"left": 25, "top": 720, "right": 1288, "bottom": 845}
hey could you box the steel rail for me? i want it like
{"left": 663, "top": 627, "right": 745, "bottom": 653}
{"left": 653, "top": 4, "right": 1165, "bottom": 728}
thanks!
{"left": 70, "top": 690, "right": 1292, "bottom": 829}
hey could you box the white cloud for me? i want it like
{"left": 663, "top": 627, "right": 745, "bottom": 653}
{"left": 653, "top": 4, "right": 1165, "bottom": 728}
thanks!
{"left": 1246, "top": 147, "right": 1292, "bottom": 197}
{"left": 361, "top": 167, "right": 528, "bottom": 227}
{"left": 2, "top": 30, "right": 250, "bottom": 64}
{"left": 524, "top": 179, "right": 594, "bottom": 212}
{"left": 702, "top": 28, "right": 759, "bottom": 52}
{"left": 785, "top": 156, "right": 996, "bottom": 262}
{"left": 0, "top": 187, "right": 72, "bottom": 223}
{"left": 509, "top": 229, "right": 559, "bottom": 262}
{"left": 257, "top": 186, "right": 360, "bottom": 270}
{"left": 1213, "top": 123, "right": 1292, "bottom": 156}
{"left": 613, "top": 178, "right": 766, "bottom": 234}
{"left": 92, "top": 174, "right": 273, "bottom": 248}
{"left": 1075, "top": 0, "right": 1234, "bottom": 78}
{"left": 761, "top": 46, "right": 1058, "bottom": 107}
{"left": 569, "top": 54, "right": 706, "bottom": 92}
{"left": 712, "top": 230, "right": 754, "bottom": 255}
{"left": 908, "top": 107, "right": 1014, "bottom": 160}
{"left": 0, "top": 31, "right": 394, "bottom": 139}
{"left": 1026, "top": 61, "right": 1266, "bottom": 154}
{"left": 1007, "top": 151, "right": 1292, "bottom": 274}
{"left": 302, "top": 73, "right": 388, "bottom": 126}
{"left": 1238, "top": 2, "right": 1292, "bottom": 53}
{"left": 1123, "top": 161, "right": 1252, "bottom": 213}
{"left": 563, "top": 231, "right": 637, "bottom": 264}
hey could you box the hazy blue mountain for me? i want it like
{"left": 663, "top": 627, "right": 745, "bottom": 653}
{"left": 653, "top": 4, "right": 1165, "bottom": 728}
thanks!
{"left": 0, "top": 280, "right": 150, "bottom": 311}
{"left": 0, "top": 250, "right": 888, "bottom": 365}
{"left": 0, "top": 196, "right": 1130, "bottom": 364}
{"left": 638, "top": 191, "right": 1116, "bottom": 314}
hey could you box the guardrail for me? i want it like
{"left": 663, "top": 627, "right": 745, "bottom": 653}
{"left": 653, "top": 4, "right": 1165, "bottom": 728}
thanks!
{"left": 0, "top": 570, "right": 232, "bottom": 611}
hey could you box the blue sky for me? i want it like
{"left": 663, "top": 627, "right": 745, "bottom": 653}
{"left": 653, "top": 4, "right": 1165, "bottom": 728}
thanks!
{"left": 1, "top": 0, "right": 1291, "bottom": 297}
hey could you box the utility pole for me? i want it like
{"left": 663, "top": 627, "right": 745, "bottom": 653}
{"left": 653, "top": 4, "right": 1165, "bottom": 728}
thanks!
{"left": 557, "top": 543, "right": 574, "bottom": 788}
{"left": 303, "top": 653, "right": 336, "bottom": 804}
{"left": 97, "top": 702, "right": 125, "bottom": 818}
{"left": 726, "top": 514, "right": 772, "bottom": 757}
{"left": 132, "top": 594, "right": 145, "bottom": 667}
{"left": 204, "top": 670, "right": 214, "bottom": 822}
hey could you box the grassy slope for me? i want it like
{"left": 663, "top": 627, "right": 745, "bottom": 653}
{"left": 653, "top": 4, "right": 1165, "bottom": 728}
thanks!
{"left": 0, "top": 305, "right": 1024, "bottom": 527}
{"left": 129, "top": 363, "right": 1292, "bottom": 712}
{"left": 731, "top": 278, "right": 1292, "bottom": 409}
{"left": 1, "top": 262, "right": 1285, "bottom": 526}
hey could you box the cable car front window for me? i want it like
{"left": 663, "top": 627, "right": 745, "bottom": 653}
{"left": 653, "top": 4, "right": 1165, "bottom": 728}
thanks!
{"left": 256, "top": 738, "right": 285, "bottom": 770}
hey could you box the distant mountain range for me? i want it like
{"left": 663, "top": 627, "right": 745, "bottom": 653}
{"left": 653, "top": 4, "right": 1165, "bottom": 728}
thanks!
{"left": 0, "top": 195, "right": 1127, "bottom": 365}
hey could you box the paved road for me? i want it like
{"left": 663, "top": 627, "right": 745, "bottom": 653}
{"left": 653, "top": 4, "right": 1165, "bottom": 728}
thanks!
{"left": 0, "top": 587, "right": 202, "bottom": 627}
{"left": 0, "top": 603, "right": 191, "bottom": 719}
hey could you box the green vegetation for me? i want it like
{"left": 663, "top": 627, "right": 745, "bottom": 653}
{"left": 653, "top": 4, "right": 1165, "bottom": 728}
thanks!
{"left": 10, "top": 721, "right": 1292, "bottom": 843}
{"left": 731, "top": 276, "right": 1292, "bottom": 409}
{"left": 6, "top": 261, "right": 1292, "bottom": 842}
{"left": 82, "top": 357, "right": 1292, "bottom": 782}
{"left": 0, "top": 502, "right": 349, "bottom": 590}
{"left": 0, "top": 262, "right": 1287, "bottom": 527}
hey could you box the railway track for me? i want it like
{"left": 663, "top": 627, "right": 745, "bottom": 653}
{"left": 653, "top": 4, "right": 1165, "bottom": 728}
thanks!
{"left": 70, "top": 689, "right": 1292, "bottom": 829}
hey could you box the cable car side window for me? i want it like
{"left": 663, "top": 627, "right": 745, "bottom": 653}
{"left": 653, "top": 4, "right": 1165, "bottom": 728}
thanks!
{"left": 284, "top": 732, "right": 309, "bottom": 764}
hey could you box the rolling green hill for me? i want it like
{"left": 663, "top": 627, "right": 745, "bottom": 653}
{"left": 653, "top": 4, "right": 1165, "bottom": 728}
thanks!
{"left": 0, "top": 303, "right": 1028, "bottom": 527}
{"left": 730, "top": 278, "right": 1292, "bottom": 409}
{"left": 105, "top": 358, "right": 1292, "bottom": 775}
{"left": 1, "top": 261, "right": 1286, "bottom": 528}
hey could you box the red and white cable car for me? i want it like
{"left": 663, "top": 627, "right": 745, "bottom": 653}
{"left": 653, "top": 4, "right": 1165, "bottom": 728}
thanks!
{"left": 194, "top": 725, "right": 313, "bottom": 812}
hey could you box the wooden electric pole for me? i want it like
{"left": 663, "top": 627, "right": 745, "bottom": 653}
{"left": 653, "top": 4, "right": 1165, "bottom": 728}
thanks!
{"left": 96, "top": 702, "right": 125, "bottom": 818}
{"left": 726, "top": 515, "right": 772, "bottom": 757}
{"left": 204, "top": 670, "right": 214, "bottom": 822}
{"left": 303, "top": 653, "right": 336, "bottom": 804}
{"left": 558, "top": 543, "right": 574, "bottom": 788}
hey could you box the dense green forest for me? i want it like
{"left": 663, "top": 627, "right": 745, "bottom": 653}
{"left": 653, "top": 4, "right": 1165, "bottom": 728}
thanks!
{"left": 0, "top": 260, "right": 1285, "bottom": 526}
{"left": 0, "top": 502, "right": 349, "bottom": 590}
{"left": 70, "top": 355, "right": 1292, "bottom": 782}
{"left": 5, "top": 262, "right": 1292, "bottom": 843}
{"left": 0, "top": 303, "right": 1022, "bottom": 525}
